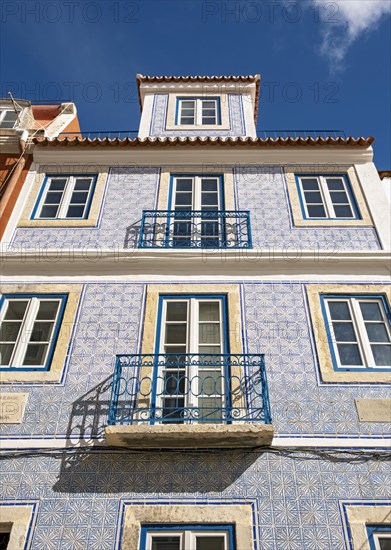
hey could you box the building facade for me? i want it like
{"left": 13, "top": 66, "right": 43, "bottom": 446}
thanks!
{"left": 0, "top": 75, "right": 390, "bottom": 549}
{"left": 0, "top": 98, "right": 80, "bottom": 240}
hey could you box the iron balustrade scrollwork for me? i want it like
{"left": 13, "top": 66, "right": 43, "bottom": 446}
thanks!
{"left": 137, "top": 210, "right": 252, "bottom": 248}
{"left": 107, "top": 353, "right": 271, "bottom": 426}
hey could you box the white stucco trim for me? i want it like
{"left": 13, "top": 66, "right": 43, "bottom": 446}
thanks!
{"left": 1, "top": 249, "right": 390, "bottom": 279}
{"left": 355, "top": 163, "right": 391, "bottom": 249}
{"left": 32, "top": 146, "right": 374, "bottom": 167}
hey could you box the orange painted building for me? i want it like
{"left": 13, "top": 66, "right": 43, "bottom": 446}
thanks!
{"left": 0, "top": 100, "right": 80, "bottom": 240}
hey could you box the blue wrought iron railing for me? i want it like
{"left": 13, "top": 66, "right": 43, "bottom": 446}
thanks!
{"left": 138, "top": 210, "right": 252, "bottom": 249}
{"left": 56, "top": 129, "right": 346, "bottom": 140}
{"left": 107, "top": 353, "right": 272, "bottom": 426}
{"left": 256, "top": 129, "right": 346, "bottom": 139}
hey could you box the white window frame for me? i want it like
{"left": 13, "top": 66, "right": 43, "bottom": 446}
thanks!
{"left": 36, "top": 175, "right": 95, "bottom": 220}
{"left": 178, "top": 98, "right": 219, "bottom": 126}
{"left": 0, "top": 296, "right": 62, "bottom": 369}
{"left": 157, "top": 297, "right": 226, "bottom": 419}
{"left": 171, "top": 176, "right": 222, "bottom": 211}
{"left": 324, "top": 296, "right": 391, "bottom": 369}
{"left": 145, "top": 529, "right": 229, "bottom": 550}
{"left": 0, "top": 108, "right": 19, "bottom": 129}
{"left": 298, "top": 175, "right": 356, "bottom": 219}
{"left": 373, "top": 531, "right": 391, "bottom": 550}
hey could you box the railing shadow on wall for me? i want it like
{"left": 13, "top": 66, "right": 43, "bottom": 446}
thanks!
{"left": 52, "top": 371, "right": 260, "bottom": 495}
{"left": 124, "top": 220, "right": 142, "bottom": 249}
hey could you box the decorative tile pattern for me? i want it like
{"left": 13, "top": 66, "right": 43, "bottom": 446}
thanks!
{"left": 1, "top": 282, "right": 389, "bottom": 439}
{"left": 10, "top": 166, "right": 380, "bottom": 250}
{"left": 149, "top": 94, "right": 246, "bottom": 137}
{"left": 234, "top": 167, "right": 380, "bottom": 250}
{"left": 0, "top": 451, "right": 389, "bottom": 549}
{"left": 10, "top": 167, "right": 160, "bottom": 249}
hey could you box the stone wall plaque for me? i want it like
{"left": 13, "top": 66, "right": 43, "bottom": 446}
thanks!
{"left": 0, "top": 393, "right": 29, "bottom": 424}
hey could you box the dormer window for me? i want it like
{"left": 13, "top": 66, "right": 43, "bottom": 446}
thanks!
{"left": 176, "top": 97, "right": 221, "bottom": 126}
{"left": 0, "top": 109, "right": 18, "bottom": 129}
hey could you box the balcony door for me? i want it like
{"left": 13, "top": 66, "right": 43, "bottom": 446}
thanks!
{"left": 170, "top": 176, "right": 223, "bottom": 247}
{"left": 155, "top": 296, "right": 228, "bottom": 423}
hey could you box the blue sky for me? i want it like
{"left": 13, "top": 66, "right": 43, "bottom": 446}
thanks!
{"left": 1, "top": 0, "right": 390, "bottom": 168}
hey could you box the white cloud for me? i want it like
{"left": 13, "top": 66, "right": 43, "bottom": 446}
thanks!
{"left": 291, "top": 0, "right": 391, "bottom": 69}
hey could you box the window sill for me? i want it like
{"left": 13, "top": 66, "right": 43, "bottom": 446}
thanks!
{"left": 105, "top": 423, "right": 274, "bottom": 449}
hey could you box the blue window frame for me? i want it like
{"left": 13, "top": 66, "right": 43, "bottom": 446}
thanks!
{"left": 152, "top": 294, "right": 230, "bottom": 424}
{"left": 366, "top": 525, "right": 391, "bottom": 550}
{"left": 320, "top": 294, "right": 391, "bottom": 372}
{"left": 295, "top": 174, "right": 360, "bottom": 220}
{"left": 140, "top": 524, "right": 235, "bottom": 550}
{"left": 175, "top": 97, "right": 221, "bottom": 126}
{"left": 31, "top": 174, "right": 97, "bottom": 220}
{"left": 0, "top": 294, "right": 67, "bottom": 371}
{"left": 167, "top": 174, "right": 225, "bottom": 248}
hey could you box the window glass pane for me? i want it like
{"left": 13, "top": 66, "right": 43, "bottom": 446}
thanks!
{"left": 333, "top": 205, "right": 353, "bottom": 218}
{"left": 301, "top": 179, "right": 319, "bottom": 190}
{"left": 176, "top": 179, "right": 193, "bottom": 192}
{"left": 23, "top": 343, "right": 48, "bottom": 366}
{"left": 304, "top": 192, "right": 323, "bottom": 203}
{"left": 181, "top": 101, "right": 195, "bottom": 109}
{"left": 30, "top": 322, "right": 54, "bottom": 342}
{"left": 326, "top": 178, "right": 345, "bottom": 191}
{"left": 202, "top": 193, "right": 219, "bottom": 206}
{"left": 4, "top": 301, "right": 28, "bottom": 320}
{"left": 70, "top": 191, "right": 88, "bottom": 204}
{"left": 165, "top": 324, "right": 187, "bottom": 344}
{"left": 36, "top": 301, "right": 59, "bottom": 320}
{"left": 40, "top": 205, "right": 60, "bottom": 218}
{"left": 48, "top": 179, "right": 67, "bottom": 191}
{"left": 371, "top": 345, "right": 391, "bottom": 366}
{"left": 307, "top": 205, "right": 326, "bottom": 217}
{"left": 44, "top": 192, "right": 63, "bottom": 204}
{"left": 360, "top": 302, "right": 384, "bottom": 321}
{"left": 199, "top": 371, "right": 222, "bottom": 395}
{"left": 196, "top": 535, "right": 225, "bottom": 550}
{"left": 332, "top": 322, "right": 357, "bottom": 342}
{"left": 365, "top": 323, "right": 390, "bottom": 343}
{"left": 166, "top": 302, "right": 187, "bottom": 322}
{"left": 378, "top": 537, "right": 391, "bottom": 550}
{"left": 66, "top": 205, "right": 85, "bottom": 218}
{"left": 0, "top": 530, "right": 11, "bottom": 548}
{"left": 202, "top": 101, "right": 216, "bottom": 109}
{"left": 0, "top": 343, "right": 15, "bottom": 365}
{"left": 0, "top": 110, "right": 18, "bottom": 128}
{"left": 337, "top": 343, "right": 363, "bottom": 366}
{"left": 202, "top": 180, "right": 218, "bottom": 192}
{"left": 199, "top": 324, "right": 221, "bottom": 344}
{"left": 180, "top": 117, "right": 195, "bottom": 125}
{"left": 0, "top": 321, "right": 22, "bottom": 342}
{"left": 199, "top": 303, "right": 220, "bottom": 321}
{"left": 151, "top": 536, "right": 181, "bottom": 550}
{"left": 328, "top": 301, "right": 351, "bottom": 320}
{"left": 175, "top": 193, "right": 193, "bottom": 206}
{"left": 74, "top": 178, "right": 92, "bottom": 191}
{"left": 330, "top": 191, "right": 349, "bottom": 204}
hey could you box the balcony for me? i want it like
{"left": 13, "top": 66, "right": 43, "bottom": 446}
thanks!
{"left": 105, "top": 353, "right": 273, "bottom": 449}
{"left": 137, "top": 211, "right": 252, "bottom": 249}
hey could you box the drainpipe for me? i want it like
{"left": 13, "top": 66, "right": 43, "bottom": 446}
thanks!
{"left": 0, "top": 129, "right": 29, "bottom": 222}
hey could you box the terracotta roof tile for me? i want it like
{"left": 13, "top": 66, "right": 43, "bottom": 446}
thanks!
{"left": 33, "top": 136, "right": 374, "bottom": 148}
